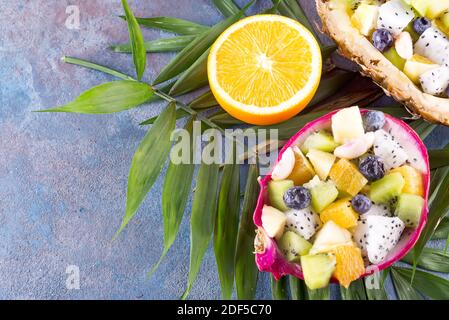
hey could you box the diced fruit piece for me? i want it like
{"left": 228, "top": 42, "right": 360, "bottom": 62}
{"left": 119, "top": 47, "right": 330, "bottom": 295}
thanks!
{"left": 377, "top": 0, "right": 415, "bottom": 37}
{"left": 390, "top": 165, "right": 424, "bottom": 196}
{"left": 404, "top": 20, "right": 420, "bottom": 42}
{"left": 320, "top": 198, "right": 359, "bottom": 229}
{"left": 363, "top": 202, "right": 392, "bottom": 218}
{"left": 278, "top": 231, "right": 312, "bottom": 262}
{"left": 394, "top": 193, "right": 424, "bottom": 228}
{"left": 403, "top": 54, "right": 440, "bottom": 84}
{"left": 414, "top": 27, "right": 449, "bottom": 68}
{"left": 331, "top": 106, "right": 365, "bottom": 144}
{"left": 351, "top": 194, "right": 372, "bottom": 214}
{"left": 373, "top": 29, "right": 394, "bottom": 52}
{"left": 410, "top": 0, "right": 429, "bottom": 17}
{"left": 441, "top": 10, "right": 449, "bottom": 29}
{"left": 332, "top": 245, "right": 365, "bottom": 288}
{"left": 285, "top": 208, "right": 322, "bottom": 240}
{"left": 308, "top": 180, "right": 339, "bottom": 213}
{"left": 303, "top": 175, "right": 322, "bottom": 189}
{"left": 268, "top": 180, "right": 294, "bottom": 212}
{"left": 283, "top": 186, "right": 311, "bottom": 210}
{"left": 306, "top": 149, "right": 336, "bottom": 180}
{"left": 353, "top": 216, "right": 405, "bottom": 264}
{"left": 310, "top": 221, "right": 353, "bottom": 254}
{"left": 261, "top": 205, "right": 287, "bottom": 239}
{"left": 363, "top": 110, "right": 386, "bottom": 132}
{"left": 272, "top": 147, "right": 295, "bottom": 181}
{"left": 373, "top": 129, "right": 408, "bottom": 170}
{"left": 287, "top": 146, "right": 315, "bottom": 185}
{"left": 334, "top": 132, "right": 375, "bottom": 160}
{"left": 351, "top": 3, "right": 379, "bottom": 36}
{"left": 358, "top": 155, "right": 385, "bottom": 182}
{"left": 395, "top": 31, "right": 413, "bottom": 60}
{"left": 370, "top": 172, "right": 405, "bottom": 203}
{"left": 412, "top": 17, "right": 432, "bottom": 35}
{"left": 383, "top": 46, "right": 406, "bottom": 70}
{"left": 329, "top": 159, "right": 368, "bottom": 197}
{"left": 301, "top": 254, "right": 336, "bottom": 290}
{"left": 301, "top": 131, "right": 339, "bottom": 154}
{"left": 419, "top": 66, "right": 449, "bottom": 96}
{"left": 425, "top": 0, "right": 449, "bottom": 19}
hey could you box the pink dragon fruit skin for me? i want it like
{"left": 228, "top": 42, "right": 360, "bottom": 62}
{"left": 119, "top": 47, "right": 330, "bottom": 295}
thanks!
{"left": 253, "top": 109, "right": 430, "bottom": 281}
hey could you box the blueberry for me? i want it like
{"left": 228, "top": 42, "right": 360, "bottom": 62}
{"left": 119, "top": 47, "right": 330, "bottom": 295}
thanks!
{"left": 351, "top": 194, "right": 372, "bottom": 214}
{"left": 359, "top": 155, "right": 385, "bottom": 182}
{"left": 413, "top": 17, "right": 431, "bottom": 35}
{"left": 363, "top": 111, "right": 386, "bottom": 132}
{"left": 372, "top": 29, "right": 393, "bottom": 52}
{"left": 283, "top": 186, "right": 311, "bottom": 210}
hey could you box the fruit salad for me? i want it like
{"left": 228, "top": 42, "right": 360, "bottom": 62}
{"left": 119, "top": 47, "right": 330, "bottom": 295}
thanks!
{"left": 348, "top": 0, "right": 449, "bottom": 97}
{"left": 254, "top": 107, "right": 430, "bottom": 289}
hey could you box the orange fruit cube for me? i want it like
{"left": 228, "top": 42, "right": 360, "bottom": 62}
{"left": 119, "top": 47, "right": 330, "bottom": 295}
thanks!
{"left": 332, "top": 245, "right": 365, "bottom": 288}
{"left": 390, "top": 165, "right": 424, "bottom": 197}
{"left": 329, "top": 159, "right": 368, "bottom": 197}
{"left": 287, "top": 146, "right": 315, "bottom": 185}
{"left": 320, "top": 198, "right": 359, "bottom": 229}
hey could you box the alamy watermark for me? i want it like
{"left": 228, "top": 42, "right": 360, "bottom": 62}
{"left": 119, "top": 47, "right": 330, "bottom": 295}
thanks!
{"left": 169, "top": 121, "right": 279, "bottom": 175}
{"left": 65, "top": 5, "right": 80, "bottom": 30}
{"left": 66, "top": 265, "right": 80, "bottom": 290}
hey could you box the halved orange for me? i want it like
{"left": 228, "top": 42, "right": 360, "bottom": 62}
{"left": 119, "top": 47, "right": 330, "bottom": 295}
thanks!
{"left": 208, "top": 14, "right": 322, "bottom": 125}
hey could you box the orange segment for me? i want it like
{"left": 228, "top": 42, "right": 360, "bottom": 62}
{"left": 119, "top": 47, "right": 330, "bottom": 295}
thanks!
{"left": 320, "top": 198, "right": 359, "bottom": 229}
{"left": 208, "top": 15, "right": 322, "bottom": 125}
{"left": 332, "top": 245, "right": 365, "bottom": 288}
{"left": 329, "top": 159, "right": 368, "bottom": 197}
{"left": 287, "top": 146, "right": 315, "bottom": 185}
{"left": 390, "top": 165, "right": 424, "bottom": 197}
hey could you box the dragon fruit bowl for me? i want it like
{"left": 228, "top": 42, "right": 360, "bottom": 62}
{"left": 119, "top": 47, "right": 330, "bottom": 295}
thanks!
{"left": 253, "top": 107, "right": 429, "bottom": 289}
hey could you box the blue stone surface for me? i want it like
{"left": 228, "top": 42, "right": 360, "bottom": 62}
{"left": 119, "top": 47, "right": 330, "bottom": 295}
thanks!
{"left": 0, "top": 0, "right": 447, "bottom": 300}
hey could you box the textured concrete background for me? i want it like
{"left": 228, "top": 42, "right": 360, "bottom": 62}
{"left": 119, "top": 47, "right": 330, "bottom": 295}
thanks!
{"left": 0, "top": 0, "right": 448, "bottom": 300}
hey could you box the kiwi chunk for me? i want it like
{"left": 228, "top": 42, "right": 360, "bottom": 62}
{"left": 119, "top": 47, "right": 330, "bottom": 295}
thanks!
{"left": 301, "top": 254, "right": 336, "bottom": 290}
{"left": 370, "top": 172, "right": 405, "bottom": 203}
{"left": 268, "top": 180, "right": 294, "bottom": 212}
{"left": 278, "top": 231, "right": 312, "bottom": 262}
{"left": 301, "top": 131, "right": 339, "bottom": 154}
{"left": 394, "top": 193, "right": 424, "bottom": 228}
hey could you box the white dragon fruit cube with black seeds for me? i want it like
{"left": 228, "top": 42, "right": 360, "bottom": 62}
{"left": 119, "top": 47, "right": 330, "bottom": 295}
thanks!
{"left": 353, "top": 215, "right": 405, "bottom": 264}
{"left": 373, "top": 129, "right": 408, "bottom": 170}
{"left": 285, "top": 208, "right": 321, "bottom": 240}
{"left": 414, "top": 27, "right": 449, "bottom": 68}
{"left": 377, "top": 0, "right": 415, "bottom": 37}
{"left": 420, "top": 66, "right": 449, "bottom": 97}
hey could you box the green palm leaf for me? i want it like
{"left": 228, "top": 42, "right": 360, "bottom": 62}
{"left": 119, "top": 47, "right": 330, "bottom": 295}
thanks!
{"left": 115, "top": 102, "right": 176, "bottom": 237}
{"left": 235, "top": 164, "right": 260, "bottom": 300}
{"left": 148, "top": 119, "right": 195, "bottom": 276}
{"left": 121, "top": 0, "right": 146, "bottom": 80}
{"left": 394, "top": 267, "right": 449, "bottom": 300}
{"left": 37, "top": 81, "right": 153, "bottom": 114}
{"left": 214, "top": 158, "right": 241, "bottom": 299}
{"left": 182, "top": 160, "right": 221, "bottom": 299}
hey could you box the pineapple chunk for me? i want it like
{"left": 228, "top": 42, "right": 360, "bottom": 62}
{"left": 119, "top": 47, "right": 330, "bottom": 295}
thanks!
{"left": 426, "top": 0, "right": 449, "bottom": 19}
{"left": 306, "top": 149, "right": 336, "bottom": 180}
{"left": 287, "top": 146, "right": 315, "bottom": 185}
{"left": 390, "top": 165, "right": 424, "bottom": 196}
{"left": 351, "top": 3, "right": 379, "bottom": 36}
{"left": 329, "top": 159, "right": 368, "bottom": 197}
{"left": 331, "top": 106, "right": 365, "bottom": 144}
{"left": 404, "top": 55, "right": 439, "bottom": 84}
{"left": 320, "top": 198, "right": 359, "bottom": 229}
